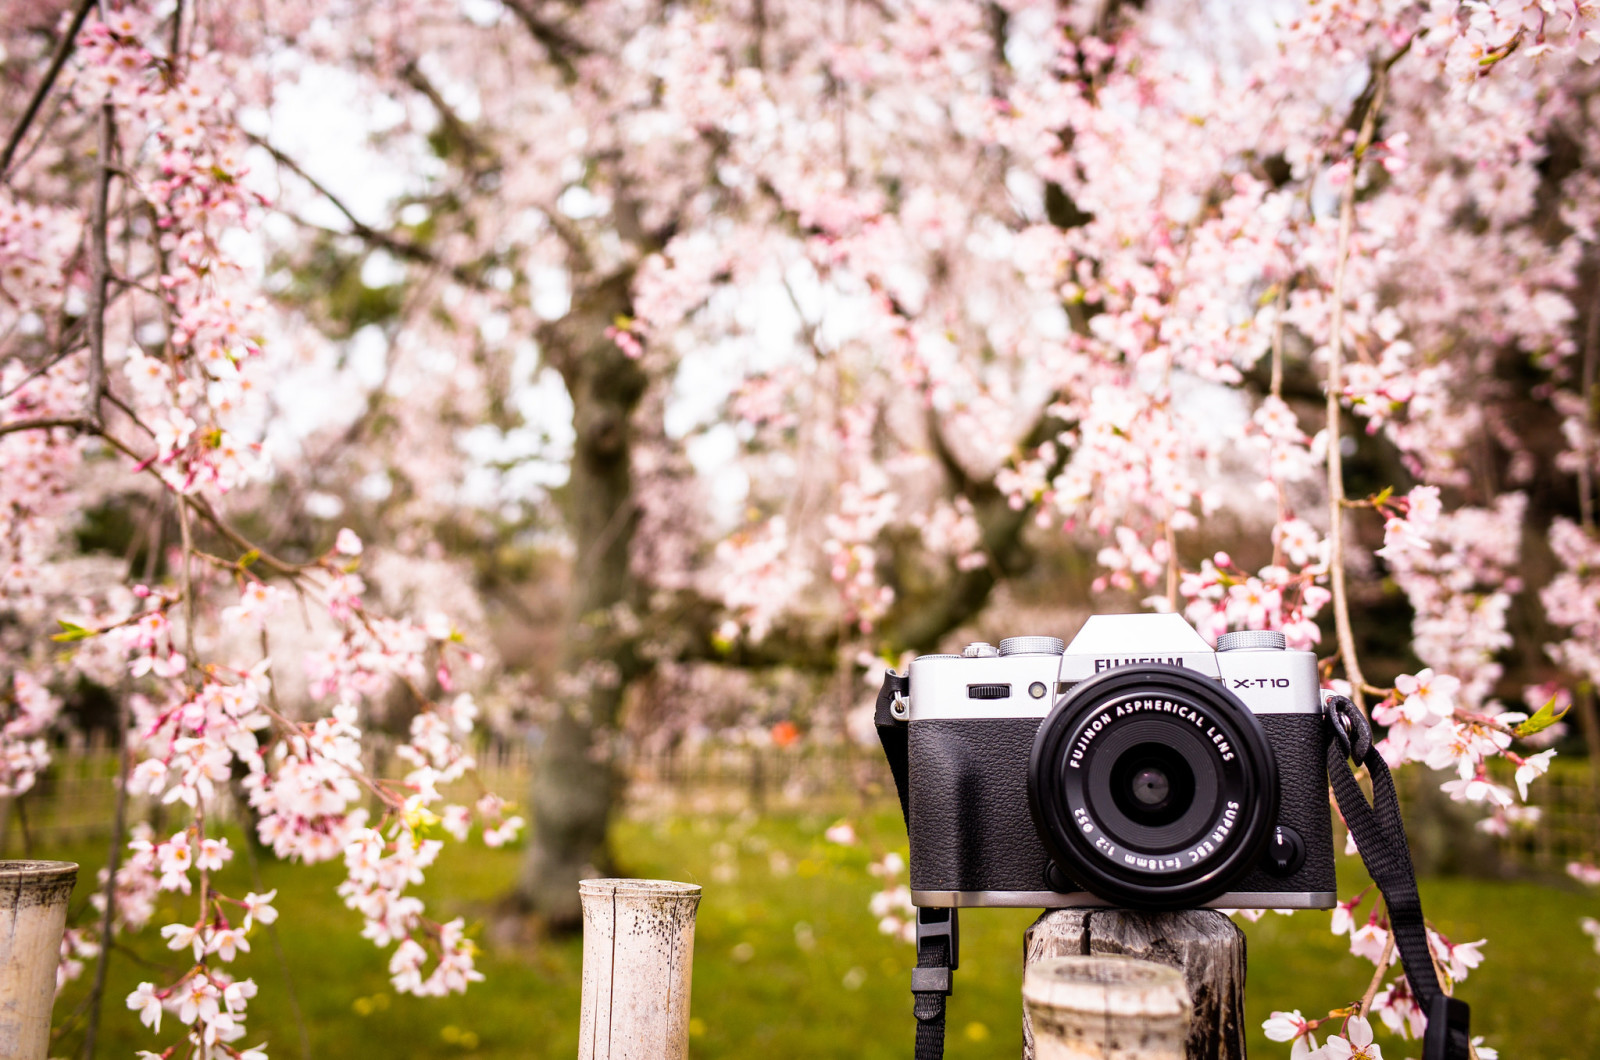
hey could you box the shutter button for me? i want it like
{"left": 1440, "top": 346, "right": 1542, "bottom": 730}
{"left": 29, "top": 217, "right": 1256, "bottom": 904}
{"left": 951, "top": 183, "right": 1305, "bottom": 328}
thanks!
{"left": 1263, "top": 826, "right": 1305, "bottom": 877}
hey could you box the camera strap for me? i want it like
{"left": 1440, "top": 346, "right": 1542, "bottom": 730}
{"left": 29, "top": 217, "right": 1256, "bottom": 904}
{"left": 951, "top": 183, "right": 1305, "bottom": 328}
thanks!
{"left": 875, "top": 669, "right": 957, "bottom": 1060}
{"left": 1323, "top": 695, "right": 1471, "bottom": 1060}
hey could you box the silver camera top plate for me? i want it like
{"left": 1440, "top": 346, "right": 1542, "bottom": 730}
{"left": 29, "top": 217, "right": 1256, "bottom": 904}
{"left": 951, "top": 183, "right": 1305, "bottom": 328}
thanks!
{"left": 907, "top": 612, "right": 1320, "bottom": 721}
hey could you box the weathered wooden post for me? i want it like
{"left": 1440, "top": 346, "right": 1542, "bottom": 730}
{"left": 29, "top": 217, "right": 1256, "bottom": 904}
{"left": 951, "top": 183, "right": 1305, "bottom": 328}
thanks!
{"left": 1022, "top": 909, "right": 1245, "bottom": 1060}
{"left": 578, "top": 878, "right": 702, "bottom": 1060}
{"left": 0, "top": 861, "right": 77, "bottom": 1060}
{"left": 1024, "top": 954, "right": 1191, "bottom": 1060}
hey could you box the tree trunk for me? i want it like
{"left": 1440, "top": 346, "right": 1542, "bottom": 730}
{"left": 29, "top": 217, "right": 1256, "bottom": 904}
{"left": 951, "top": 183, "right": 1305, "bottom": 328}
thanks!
{"left": 517, "top": 271, "right": 647, "bottom": 928}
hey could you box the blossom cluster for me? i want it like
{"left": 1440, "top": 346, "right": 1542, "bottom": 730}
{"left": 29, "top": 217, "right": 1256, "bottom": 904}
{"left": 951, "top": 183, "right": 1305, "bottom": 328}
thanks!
{"left": 865, "top": 852, "right": 916, "bottom": 945}
{"left": 72, "top": 10, "right": 272, "bottom": 498}
{"left": 712, "top": 518, "right": 812, "bottom": 641}
{"left": 1177, "top": 552, "right": 1332, "bottom": 652}
{"left": 0, "top": 672, "right": 62, "bottom": 796}
{"left": 0, "top": 352, "right": 84, "bottom": 792}
{"left": 1261, "top": 884, "right": 1492, "bottom": 1058}
{"left": 821, "top": 472, "right": 900, "bottom": 633}
{"left": 0, "top": 8, "right": 525, "bottom": 1056}
{"left": 67, "top": 532, "right": 519, "bottom": 1057}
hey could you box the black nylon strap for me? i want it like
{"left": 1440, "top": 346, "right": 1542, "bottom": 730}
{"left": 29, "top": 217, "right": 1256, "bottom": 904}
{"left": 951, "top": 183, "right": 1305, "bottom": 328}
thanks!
{"left": 1324, "top": 696, "right": 1471, "bottom": 1060}
{"left": 913, "top": 926, "right": 949, "bottom": 1060}
{"left": 875, "top": 669, "right": 912, "bottom": 822}
{"left": 877, "top": 670, "right": 954, "bottom": 1060}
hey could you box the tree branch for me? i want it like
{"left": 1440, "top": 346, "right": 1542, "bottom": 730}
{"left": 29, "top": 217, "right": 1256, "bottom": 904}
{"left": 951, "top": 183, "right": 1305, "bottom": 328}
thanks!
{"left": 248, "top": 133, "right": 488, "bottom": 289}
{"left": 79, "top": 687, "right": 131, "bottom": 1060}
{"left": 891, "top": 405, "right": 1071, "bottom": 653}
{"left": 85, "top": 103, "right": 115, "bottom": 425}
{"left": 165, "top": 0, "right": 185, "bottom": 85}
{"left": 500, "top": 0, "right": 588, "bottom": 84}
{"left": 398, "top": 59, "right": 495, "bottom": 166}
{"left": 0, "top": 0, "right": 96, "bottom": 181}
{"left": 0, "top": 414, "right": 312, "bottom": 576}
{"left": 1357, "top": 904, "right": 1394, "bottom": 1018}
{"left": 0, "top": 415, "right": 95, "bottom": 438}
{"left": 1581, "top": 264, "right": 1598, "bottom": 532}
{"left": 1325, "top": 65, "right": 1388, "bottom": 715}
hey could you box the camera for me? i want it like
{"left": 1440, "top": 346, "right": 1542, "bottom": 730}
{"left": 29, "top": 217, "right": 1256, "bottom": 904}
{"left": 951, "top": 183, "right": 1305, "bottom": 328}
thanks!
{"left": 890, "top": 612, "right": 1335, "bottom": 910}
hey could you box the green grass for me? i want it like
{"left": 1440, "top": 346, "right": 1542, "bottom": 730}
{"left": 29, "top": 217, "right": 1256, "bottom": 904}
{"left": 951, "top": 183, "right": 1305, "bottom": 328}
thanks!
{"left": 42, "top": 808, "right": 1600, "bottom": 1059}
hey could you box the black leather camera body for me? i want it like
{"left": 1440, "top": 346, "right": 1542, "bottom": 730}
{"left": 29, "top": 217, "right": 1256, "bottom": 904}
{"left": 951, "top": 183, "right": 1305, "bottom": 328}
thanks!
{"left": 888, "top": 614, "right": 1336, "bottom": 910}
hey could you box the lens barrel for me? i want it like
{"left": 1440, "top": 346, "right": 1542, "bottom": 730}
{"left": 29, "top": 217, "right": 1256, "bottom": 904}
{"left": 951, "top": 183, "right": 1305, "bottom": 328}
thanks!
{"left": 1027, "top": 664, "right": 1278, "bottom": 909}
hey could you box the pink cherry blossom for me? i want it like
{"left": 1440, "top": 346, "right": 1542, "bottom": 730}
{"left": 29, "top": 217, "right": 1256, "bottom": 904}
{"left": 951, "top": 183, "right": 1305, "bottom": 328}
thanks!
{"left": 1349, "top": 919, "right": 1394, "bottom": 966}
{"left": 1263, "top": 1010, "right": 1320, "bottom": 1060}
{"left": 1314, "top": 1015, "right": 1382, "bottom": 1060}
{"left": 126, "top": 982, "right": 163, "bottom": 1032}
{"left": 1393, "top": 669, "right": 1461, "bottom": 724}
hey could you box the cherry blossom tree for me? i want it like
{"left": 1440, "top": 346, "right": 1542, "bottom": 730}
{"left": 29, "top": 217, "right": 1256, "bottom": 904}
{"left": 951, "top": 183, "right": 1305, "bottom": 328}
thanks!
{"left": 5, "top": 0, "right": 1600, "bottom": 1056}
{"left": 0, "top": 3, "right": 521, "bottom": 1056}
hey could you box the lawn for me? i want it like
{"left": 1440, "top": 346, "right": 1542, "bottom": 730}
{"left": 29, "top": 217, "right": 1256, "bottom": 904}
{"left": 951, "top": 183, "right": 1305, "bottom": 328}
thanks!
{"left": 44, "top": 807, "right": 1600, "bottom": 1059}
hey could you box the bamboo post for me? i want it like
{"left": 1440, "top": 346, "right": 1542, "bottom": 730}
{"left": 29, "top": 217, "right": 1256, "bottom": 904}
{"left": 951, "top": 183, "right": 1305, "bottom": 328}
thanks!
{"left": 1024, "top": 955, "right": 1191, "bottom": 1060}
{"left": 1022, "top": 909, "right": 1245, "bottom": 1060}
{"left": 0, "top": 861, "right": 77, "bottom": 1060}
{"left": 578, "top": 878, "right": 702, "bottom": 1060}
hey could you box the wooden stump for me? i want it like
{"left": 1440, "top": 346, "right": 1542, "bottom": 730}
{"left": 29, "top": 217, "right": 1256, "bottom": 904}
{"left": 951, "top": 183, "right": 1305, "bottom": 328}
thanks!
{"left": 1024, "top": 955, "right": 1191, "bottom": 1060}
{"left": 0, "top": 861, "right": 77, "bottom": 1060}
{"left": 578, "top": 879, "right": 701, "bottom": 1060}
{"left": 1022, "top": 910, "right": 1246, "bottom": 1060}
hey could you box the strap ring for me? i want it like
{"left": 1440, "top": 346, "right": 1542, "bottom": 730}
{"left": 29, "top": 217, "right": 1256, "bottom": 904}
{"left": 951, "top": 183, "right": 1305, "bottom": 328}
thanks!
{"left": 1324, "top": 694, "right": 1372, "bottom": 762}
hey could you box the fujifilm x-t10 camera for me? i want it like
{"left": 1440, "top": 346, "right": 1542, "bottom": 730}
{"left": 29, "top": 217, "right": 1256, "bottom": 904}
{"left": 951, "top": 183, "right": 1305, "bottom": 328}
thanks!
{"left": 882, "top": 612, "right": 1335, "bottom": 910}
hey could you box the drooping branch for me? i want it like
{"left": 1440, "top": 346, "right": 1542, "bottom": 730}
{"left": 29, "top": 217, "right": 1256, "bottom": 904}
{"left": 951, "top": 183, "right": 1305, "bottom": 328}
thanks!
{"left": 247, "top": 133, "right": 488, "bottom": 289}
{"left": 889, "top": 404, "right": 1073, "bottom": 654}
{"left": 1324, "top": 65, "right": 1389, "bottom": 715}
{"left": 398, "top": 60, "right": 495, "bottom": 167}
{"left": 646, "top": 399, "right": 1076, "bottom": 673}
{"left": 1357, "top": 911, "right": 1395, "bottom": 1018}
{"left": 501, "top": 0, "right": 589, "bottom": 84}
{"left": 79, "top": 688, "right": 131, "bottom": 1060}
{"left": 0, "top": 415, "right": 96, "bottom": 438}
{"left": 0, "top": 413, "right": 310, "bottom": 575}
{"left": 1581, "top": 267, "right": 1598, "bottom": 532}
{"left": 0, "top": 0, "right": 96, "bottom": 181}
{"left": 84, "top": 103, "right": 114, "bottom": 425}
{"left": 165, "top": 0, "right": 185, "bottom": 86}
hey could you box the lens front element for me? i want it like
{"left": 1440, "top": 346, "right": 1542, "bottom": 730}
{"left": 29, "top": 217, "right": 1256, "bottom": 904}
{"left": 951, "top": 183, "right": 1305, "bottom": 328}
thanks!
{"left": 1110, "top": 742, "right": 1193, "bottom": 826}
{"left": 1027, "top": 665, "right": 1278, "bottom": 909}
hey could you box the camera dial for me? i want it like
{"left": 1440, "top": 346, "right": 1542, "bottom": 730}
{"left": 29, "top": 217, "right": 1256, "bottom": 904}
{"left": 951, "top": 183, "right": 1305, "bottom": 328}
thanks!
{"left": 1216, "top": 629, "right": 1287, "bottom": 652}
{"left": 1026, "top": 664, "right": 1279, "bottom": 909}
{"left": 999, "top": 635, "right": 1066, "bottom": 656}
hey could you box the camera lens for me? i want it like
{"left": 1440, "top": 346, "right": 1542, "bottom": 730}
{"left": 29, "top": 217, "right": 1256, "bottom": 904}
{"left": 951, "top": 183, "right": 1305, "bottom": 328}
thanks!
{"left": 1027, "top": 664, "right": 1278, "bottom": 909}
{"left": 1113, "top": 747, "right": 1189, "bottom": 822}
{"left": 1131, "top": 768, "right": 1168, "bottom": 805}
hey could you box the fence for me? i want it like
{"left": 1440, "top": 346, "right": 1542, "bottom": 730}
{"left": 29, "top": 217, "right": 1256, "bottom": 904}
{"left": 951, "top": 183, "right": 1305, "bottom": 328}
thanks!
{"left": 1477, "top": 765, "right": 1600, "bottom": 873}
{"left": 0, "top": 740, "right": 899, "bottom": 857}
{"left": 5, "top": 742, "right": 1598, "bottom": 874}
